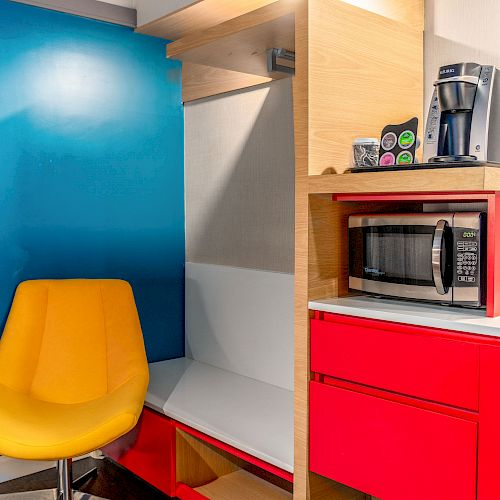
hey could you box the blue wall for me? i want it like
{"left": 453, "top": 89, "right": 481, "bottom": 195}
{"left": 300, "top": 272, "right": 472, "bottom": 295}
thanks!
{"left": 0, "top": 1, "right": 185, "bottom": 361}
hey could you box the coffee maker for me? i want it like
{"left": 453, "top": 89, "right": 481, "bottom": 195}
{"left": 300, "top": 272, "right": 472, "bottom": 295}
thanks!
{"left": 423, "top": 62, "right": 499, "bottom": 163}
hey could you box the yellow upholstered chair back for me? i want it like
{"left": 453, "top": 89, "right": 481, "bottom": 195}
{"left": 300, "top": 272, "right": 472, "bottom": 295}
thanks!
{"left": 0, "top": 279, "right": 148, "bottom": 405}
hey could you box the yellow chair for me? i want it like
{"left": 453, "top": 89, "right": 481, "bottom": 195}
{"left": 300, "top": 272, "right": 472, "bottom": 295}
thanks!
{"left": 0, "top": 279, "right": 149, "bottom": 500}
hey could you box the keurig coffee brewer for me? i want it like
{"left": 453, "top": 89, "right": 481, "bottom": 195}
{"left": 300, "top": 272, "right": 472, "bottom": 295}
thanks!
{"left": 424, "top": 62, "right": 499, "bottom": 163}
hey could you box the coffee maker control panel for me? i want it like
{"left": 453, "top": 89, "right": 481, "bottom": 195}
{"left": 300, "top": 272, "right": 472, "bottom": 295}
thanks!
{"left": 425, "top": 95, "right": 440, "bottom": 145}
{"left": 469, "top": 65, "right": 496, "bottom": 161}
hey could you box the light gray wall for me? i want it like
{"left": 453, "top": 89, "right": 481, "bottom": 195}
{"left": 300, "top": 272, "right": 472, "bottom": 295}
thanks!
{"left": 134, "top": 0, "right": 196, "bottom": 26}
{"left": 185, "top": 79, "right": 295, "bottom": 274}
{"left": 100, "top": 0, "right": 134, "bottom": 7}
{"left": 425, "top": 0, "right": 500, "bottom": 106}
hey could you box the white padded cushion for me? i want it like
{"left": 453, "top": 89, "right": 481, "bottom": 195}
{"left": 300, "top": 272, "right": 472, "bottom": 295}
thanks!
{"left": 147, "top": 358, "right": 293, "bottom": 472}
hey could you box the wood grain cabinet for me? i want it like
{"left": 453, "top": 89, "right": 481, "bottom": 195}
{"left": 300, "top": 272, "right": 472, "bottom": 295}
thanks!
{"left": 310, "top": 313, "right": 500, "bottom": 500}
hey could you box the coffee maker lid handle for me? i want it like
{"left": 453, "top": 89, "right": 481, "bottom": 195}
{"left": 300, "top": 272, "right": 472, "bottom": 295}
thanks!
{"left": 434, "top": 75, "right": 480, "bottom": 86}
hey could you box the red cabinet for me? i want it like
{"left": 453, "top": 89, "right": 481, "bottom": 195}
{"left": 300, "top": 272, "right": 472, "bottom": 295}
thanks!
{"left": 310, "top": 381, "right": 477, "bottom": 500}
{"left": 311, "top": 315, "right": 480, "bottom": 410}
{"left": 310, "top": 313, "right": 500, "bottom": 500}
{"left": 103, "top": 407, "right": 176, "bottom": 496}
{"left": 477, "top": 345, "right": 500, "bottom": 499}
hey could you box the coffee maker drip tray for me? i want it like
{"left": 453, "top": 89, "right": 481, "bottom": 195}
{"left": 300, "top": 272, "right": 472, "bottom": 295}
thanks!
{"left": 429, "top": 155, "right": 478, "bottom": 163}
{"left": 350, "top": 160, "right": 500, "bottom": 173}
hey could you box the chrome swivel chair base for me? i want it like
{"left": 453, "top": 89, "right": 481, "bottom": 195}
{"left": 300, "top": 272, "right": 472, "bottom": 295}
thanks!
{"left": 0, "top": 459, "right": 105, "bottom": 500}
{"left": 0, "top": 491, "right": 106, "bottom": 499}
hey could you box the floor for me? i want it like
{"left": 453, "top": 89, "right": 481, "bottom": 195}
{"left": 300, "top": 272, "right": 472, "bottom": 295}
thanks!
{"left": 0, "top": 457, "right": 171, "bottom": 500}
{"left": 0, "top": 457, "right": 57, "bottom": 484}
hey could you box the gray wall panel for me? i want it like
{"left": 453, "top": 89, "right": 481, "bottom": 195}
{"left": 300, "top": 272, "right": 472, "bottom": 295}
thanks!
{"left": 135, "top": 0, "right": 195, "bottom": 27}
{"left": 185, "top": 79, "right": 295, "bottom": 273}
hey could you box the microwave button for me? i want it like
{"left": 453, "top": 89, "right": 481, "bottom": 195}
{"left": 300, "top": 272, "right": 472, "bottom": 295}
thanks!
{"left": 458, "top": 276, "right": 477, "bottom": 283}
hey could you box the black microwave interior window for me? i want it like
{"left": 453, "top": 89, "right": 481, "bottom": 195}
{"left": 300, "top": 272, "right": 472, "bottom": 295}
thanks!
{"left": 349, "top": 225, "right": 450, "bottom": 287}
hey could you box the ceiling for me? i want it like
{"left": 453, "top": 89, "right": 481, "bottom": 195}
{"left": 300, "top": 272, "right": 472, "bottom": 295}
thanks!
{"left": 99, "top": 0, "right": 135, "bottom": 7}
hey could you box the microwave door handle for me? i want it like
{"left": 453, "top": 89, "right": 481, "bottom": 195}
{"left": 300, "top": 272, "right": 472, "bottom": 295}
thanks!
{"left": 432, "top": 220, "right": 448, "bottom": 295}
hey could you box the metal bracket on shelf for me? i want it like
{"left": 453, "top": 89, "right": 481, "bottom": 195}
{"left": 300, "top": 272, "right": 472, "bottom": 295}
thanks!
{"left": 267, "top": 48, "right": 295, "bottom": 75}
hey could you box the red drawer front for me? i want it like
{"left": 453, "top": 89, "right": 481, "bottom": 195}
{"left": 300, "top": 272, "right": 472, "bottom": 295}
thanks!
{"left": 311, "top": 316, "right": 480, "bottom": 410}
{"left": 309, "top": 382, "right": 477, "bottom": 500}
{"left": 103, "top": 408, "right": 175, "bottom": 496}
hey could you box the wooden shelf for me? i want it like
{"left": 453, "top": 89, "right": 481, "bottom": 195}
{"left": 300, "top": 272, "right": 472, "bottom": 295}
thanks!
{"left": 136, "top": 0, "right": 280, "bottom": 40}
{"left": 166, "top": 0, "right": 296, "bottom": 78}
{"left": 308, "top": 167, "right": 500, "bottom": 194}
{"left": 182, "top": 63, "right": 272, "bottom": 102}
{"left": 194, "top": 470, "right": 292, "bottom": 499}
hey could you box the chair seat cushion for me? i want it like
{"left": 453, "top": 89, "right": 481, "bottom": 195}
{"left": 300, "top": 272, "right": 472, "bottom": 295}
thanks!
{"left": 0, "top": 376, "right": 145, "bottom": 460}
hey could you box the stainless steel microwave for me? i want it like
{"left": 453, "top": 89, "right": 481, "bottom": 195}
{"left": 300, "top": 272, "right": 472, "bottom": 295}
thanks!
{"left": 349, "top": 212, "right": 486, "bottom": 308}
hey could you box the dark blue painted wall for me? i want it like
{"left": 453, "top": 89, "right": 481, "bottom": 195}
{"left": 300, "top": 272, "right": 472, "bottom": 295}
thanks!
{"left": 0, "top": 0, "right": 184, "bottom": 361}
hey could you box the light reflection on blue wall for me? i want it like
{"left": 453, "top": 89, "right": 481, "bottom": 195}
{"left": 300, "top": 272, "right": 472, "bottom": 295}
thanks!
{"left": 0, "top": 0, "right": 185, "bottom": 361}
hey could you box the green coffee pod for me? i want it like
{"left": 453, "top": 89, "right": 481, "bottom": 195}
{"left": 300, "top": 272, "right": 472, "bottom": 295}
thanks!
{"left": 399, "top": 130, "right": 416, "bottom": 149}
{"left": 396, "top": 151, "right": 413, "bottom": 165}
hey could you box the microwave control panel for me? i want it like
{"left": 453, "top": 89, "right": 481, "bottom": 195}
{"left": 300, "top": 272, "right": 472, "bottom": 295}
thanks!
{"left": 454, "top": 229, "right": 480, "bottom": 286}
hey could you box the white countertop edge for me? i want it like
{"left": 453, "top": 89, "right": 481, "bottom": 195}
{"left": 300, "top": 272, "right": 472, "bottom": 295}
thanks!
{"left": 308, "top": 297, "right": 500, "bottom": 338}
{"left": 159, "top": 407, "right": 294, "bottom": 473}
{"left": 144, "top": 398, "right": 164, "bottom": 415}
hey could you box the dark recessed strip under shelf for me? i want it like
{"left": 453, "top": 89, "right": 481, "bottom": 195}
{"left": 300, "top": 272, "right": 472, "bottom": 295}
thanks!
{"left": 350, "top": 161, "right": 500, "bottom": 174}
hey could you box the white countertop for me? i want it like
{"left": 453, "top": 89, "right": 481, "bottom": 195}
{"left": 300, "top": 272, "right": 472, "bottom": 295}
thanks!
{"left": 146, "top": 357, "right": 294, "bottom": 473}
{"left": 309, "top": 296, "right": 500, "bottom": 338}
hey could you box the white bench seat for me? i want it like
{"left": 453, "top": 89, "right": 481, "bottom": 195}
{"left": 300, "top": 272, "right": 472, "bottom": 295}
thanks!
{"left": 146, "top": 357, "right": 294, "bottom": 473}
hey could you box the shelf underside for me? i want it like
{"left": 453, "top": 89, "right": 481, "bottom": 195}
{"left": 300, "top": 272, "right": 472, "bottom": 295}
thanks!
{"left": 167, "top": 1, "right": 295, "bottom": 76}
{"left": 136, "top": 0, "right": 280, "bottom": 40}
{"left": 308, "top": 166, "right": 500, "bottom": 194}
{"left": 162, "top": 0, "right": 296, "bottom": 101}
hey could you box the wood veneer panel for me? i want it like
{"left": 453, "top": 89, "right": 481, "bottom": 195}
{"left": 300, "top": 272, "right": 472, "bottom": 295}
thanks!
{"left": 292, "top": 0, "right": 310, "bottom": 497}
{"left": 308, "top": 167, "right": 500, "bottom": 194}
{"left": 136, "top": 0, "right": 279, "bottom": 40}
{"left": 308, "top": 0, "right": 423, "bottom": 175}
{"left": 195, "top": 470, "right": 292, "bottom": 500}
{"left": 293, "top": 1, "right": 369, "bottom": 498}
{"left": 341, "top": 0, "right": 424, "bottom": 30}
{"left": 176, "top": 429, "right": 239, "bottom": 488}
{"left": 167, "top": 1, "right": 296, "bottom": 78}
{"left": 182, "top": 63, "right": 272, "bottom": 102}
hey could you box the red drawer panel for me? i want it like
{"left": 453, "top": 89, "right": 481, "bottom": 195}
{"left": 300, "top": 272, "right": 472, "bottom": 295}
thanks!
{"left": 103, "top": 407, "right": 175, "bottom": 496}
{"left": 311, "top": 316, "right": 480, "bottom": 410}
{"left": 309, "top": 381, "right": 477, "bottom": 500}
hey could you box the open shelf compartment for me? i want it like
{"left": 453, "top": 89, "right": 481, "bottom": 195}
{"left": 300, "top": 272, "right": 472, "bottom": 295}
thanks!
{"left": 309, "top": 191, "right": 500, "bottom": 318}
{"left": 175, "top": 426, "right": 293, "bottom": 500}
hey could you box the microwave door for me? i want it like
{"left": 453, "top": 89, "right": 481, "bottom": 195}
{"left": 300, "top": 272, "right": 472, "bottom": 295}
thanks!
{"left": 349, "top": 216, "right": 453, "bottom": 303}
